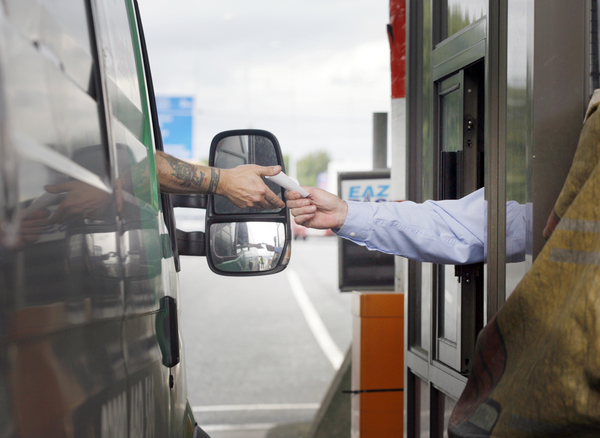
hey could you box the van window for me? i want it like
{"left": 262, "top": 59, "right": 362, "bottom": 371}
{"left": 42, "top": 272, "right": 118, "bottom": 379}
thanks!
{"left": 95, "top": 0, "right": 160, "bottom": 210}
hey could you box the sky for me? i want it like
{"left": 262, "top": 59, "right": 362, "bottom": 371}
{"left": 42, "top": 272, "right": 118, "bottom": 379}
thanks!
{"left": 137, "top": 0, "right": 392, "bottom": 167}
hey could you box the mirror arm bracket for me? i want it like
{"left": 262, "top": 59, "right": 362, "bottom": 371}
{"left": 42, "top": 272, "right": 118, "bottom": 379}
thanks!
{"left": 176, "top": 229, "right": 206, "bottom": 256}
{"left": 170, "top": 194, "right": 207, "bottom": 209}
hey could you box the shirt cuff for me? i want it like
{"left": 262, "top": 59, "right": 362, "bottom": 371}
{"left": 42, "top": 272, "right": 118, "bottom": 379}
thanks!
{"left": 334, "top": 201, "right": 373, "bottom": 241}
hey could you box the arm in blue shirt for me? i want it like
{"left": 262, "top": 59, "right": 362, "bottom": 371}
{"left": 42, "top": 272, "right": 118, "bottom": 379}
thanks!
{"left": 335, "top": 188, "right": 526, "bottom": 264}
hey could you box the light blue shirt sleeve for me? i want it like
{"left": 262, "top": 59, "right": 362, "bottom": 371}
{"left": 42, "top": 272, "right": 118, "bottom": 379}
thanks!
{"left": 335, "top": 188, "right": 526, "bottom": 265}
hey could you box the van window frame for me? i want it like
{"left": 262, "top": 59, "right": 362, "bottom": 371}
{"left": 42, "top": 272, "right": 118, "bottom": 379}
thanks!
{"left": 130, "top": 0, "right": 181, "bottom": 271}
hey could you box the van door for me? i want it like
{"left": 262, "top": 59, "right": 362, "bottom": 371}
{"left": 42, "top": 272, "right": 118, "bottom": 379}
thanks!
{"left": 0, "top": 0, "right": 126, "bottom": 435}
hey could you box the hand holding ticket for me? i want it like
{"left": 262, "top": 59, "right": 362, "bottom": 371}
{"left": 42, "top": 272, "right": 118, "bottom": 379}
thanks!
{"left": 266, "top": 171, "right": 309, "bottom": 198}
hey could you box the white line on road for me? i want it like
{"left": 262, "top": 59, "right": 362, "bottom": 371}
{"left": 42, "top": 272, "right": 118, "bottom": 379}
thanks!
{"left": 201, "top": 423, "right": 276, "bottom": 432}
{"left": 192, "top": 403, "right": 319, "bottom": 412}
{"left": 286, "top": 268, "right": 344, "bottom": 369}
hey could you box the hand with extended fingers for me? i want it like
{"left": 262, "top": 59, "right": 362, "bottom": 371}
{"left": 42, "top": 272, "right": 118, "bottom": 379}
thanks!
{"left": 286, "top": 187, "right": 347, "bottom": 230}
{"left": 218, "top": 165, "right": 285, "bottom": 210}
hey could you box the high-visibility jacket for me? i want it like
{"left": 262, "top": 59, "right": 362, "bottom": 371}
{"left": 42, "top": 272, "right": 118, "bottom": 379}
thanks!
{"left": 449, "top": 91, "right": 600, "bottom": 438}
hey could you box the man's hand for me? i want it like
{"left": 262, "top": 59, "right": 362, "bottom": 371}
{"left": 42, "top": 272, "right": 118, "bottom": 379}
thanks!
{"left": 543, "top": 210, "right": 560, "bottom": 240}
{"left": 286, "top": 187, "right": 348, "bottom": 230}
{"left": 218, "top": 165, "right": 285, "bottom": 210}
{"left": 156, "top": 152, "right": 285, "bottom": 210}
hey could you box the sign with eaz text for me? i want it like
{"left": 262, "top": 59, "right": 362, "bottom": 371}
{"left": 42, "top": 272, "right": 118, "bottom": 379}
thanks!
{"left": 341, "top": 179, "right": 391, "bottom": 203}
{"left": 338, "top": 170, "right": 394, "bottom": 291}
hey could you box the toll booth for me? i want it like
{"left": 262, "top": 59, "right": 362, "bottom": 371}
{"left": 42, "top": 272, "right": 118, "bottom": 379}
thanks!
{"left": 398, "top": 1, "right": 590, "bottom": 436}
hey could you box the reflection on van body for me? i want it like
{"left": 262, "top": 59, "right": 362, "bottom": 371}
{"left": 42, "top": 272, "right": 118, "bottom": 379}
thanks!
{"left": 0, "top": 0, "right": 181, "bottom": 435}
{"left": 0, "top": 0, "right": 290, "bottom": 435}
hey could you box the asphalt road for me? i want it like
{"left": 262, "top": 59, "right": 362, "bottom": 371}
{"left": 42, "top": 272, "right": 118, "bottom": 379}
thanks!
{"left": 178, "top": 236, "right": 352, "bottom": 438}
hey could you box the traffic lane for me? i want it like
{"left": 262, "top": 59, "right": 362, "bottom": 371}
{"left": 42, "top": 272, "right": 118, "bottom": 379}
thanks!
{"left": 178, "top": 257, "right": 334, "bottom": 407}
{"left": 288, "top": 237, "right": 352, "bottom": 355}
{"left": 176, "top": 239, "right": 349, "bottom": 430}
{"left": 180, "top": 238, "right": 352, "bottom": 436}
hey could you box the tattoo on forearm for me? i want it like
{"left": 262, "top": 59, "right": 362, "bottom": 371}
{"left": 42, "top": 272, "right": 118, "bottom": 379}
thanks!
{"left": 163, "top": 154, "right": 205, "bottom": 190}
{"left": 208, "top": 168, "right": 220, "bottom": 194}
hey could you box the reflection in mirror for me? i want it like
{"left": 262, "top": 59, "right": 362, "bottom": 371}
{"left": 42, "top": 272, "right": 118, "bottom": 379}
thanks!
{"left": 213, "top": 135, "right": 283, "bottom": 214}
{"left": 210, "top": 221, "right": 286, "bottom": 273}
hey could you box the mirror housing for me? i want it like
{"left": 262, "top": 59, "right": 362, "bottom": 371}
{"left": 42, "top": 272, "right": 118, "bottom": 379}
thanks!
{"left": 171, "top": 129, "right": 291, "bottom": 276}
{"left": 206, "top": 129, "right": 291, "bottom": 276}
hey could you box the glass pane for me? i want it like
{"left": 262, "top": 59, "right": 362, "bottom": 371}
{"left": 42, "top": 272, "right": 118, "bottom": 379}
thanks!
{"left": 210, "top": 222, "right": 286, "bottom": 273}
{"left": 419, "top": 263, "right": 432, "bottom": 351}
{"left": 440, "top": 81, "right": 463, "bottom": 153}
{"left": 447, "top": 0, "right": 487, "bottom": 38}
{"left": 411, "top": 263, "right": 423, "bottom": 348}
{"left": 505, "top": 0, "right": 533, "bottom": 297}
{"left": 95, "top": 0, "right": 146, "bottom": 140}
{"left": 416, "top": 377, "right": 430, "bottom": 437}
{"left": 422, "top": 0, "right": 434, "bottom": 200}
{"left": 443, "top": 394, "right": 458, "bottom": 438}
{"left": 441, "top": 266, "right": 458, "bottom": 343}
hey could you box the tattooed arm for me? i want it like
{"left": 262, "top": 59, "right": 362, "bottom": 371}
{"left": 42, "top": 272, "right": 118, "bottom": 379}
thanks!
{"left": 156, "top": 152, "right": 285, "bottom": 210}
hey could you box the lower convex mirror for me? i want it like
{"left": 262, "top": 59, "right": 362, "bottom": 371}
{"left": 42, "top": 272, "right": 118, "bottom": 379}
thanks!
{"left": 209, "top": 221, "right": 288, "bottom": 274}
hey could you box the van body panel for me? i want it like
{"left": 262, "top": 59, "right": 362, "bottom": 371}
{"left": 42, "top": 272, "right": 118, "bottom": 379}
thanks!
{"left": 0, "top": 0, "right": 193, "bottom": 435}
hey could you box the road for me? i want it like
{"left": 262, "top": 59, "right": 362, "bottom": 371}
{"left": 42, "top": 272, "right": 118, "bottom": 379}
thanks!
{"left": 178, "top": 236, "right": 352, "bottom": 438}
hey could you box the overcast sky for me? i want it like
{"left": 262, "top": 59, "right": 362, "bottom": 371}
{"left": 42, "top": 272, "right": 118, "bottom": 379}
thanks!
{"left": 138, "top": 0, "right": 391, "bottom": 166}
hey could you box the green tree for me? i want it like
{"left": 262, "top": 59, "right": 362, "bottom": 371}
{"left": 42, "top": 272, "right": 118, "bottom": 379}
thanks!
{"left": 297, "top": 151, "right": 330, "bottom": 187}
{"left": 283, "top": 155, "right": 290, "bottom": 174}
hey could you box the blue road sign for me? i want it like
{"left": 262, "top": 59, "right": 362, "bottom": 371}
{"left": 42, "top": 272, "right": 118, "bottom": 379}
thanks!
{"left": 156, "top": 96, "right": 194, "bottom": 159}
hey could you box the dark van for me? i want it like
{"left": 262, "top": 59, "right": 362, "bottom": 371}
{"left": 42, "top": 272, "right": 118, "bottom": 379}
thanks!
{"left": 0, "top": 0, "right": 290, "bottom": 436}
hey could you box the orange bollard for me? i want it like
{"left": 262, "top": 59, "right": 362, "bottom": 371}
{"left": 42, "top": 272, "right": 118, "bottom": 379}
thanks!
{"left": 351, "top": 292, "right": 404, "bottom": 438}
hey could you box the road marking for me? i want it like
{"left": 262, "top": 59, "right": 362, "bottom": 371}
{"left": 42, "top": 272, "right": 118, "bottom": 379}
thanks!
{"left": 192, "top": 403, "right": 319, "bottom": 412}
{"left": 201, "top": 423, "right": 276, "bottom": 432}
{"left": 286, "top": 268, "right": 344, "bottom": 369}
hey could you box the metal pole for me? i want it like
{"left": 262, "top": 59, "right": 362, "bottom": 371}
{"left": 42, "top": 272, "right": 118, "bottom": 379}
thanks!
{"left": 373, "top": 112, "right": 388, "bottom": 169}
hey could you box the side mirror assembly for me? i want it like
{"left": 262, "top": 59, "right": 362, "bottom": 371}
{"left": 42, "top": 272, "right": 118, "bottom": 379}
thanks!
{"left": 206, "top": 130, "right": 291, "bottom": 276}
{"left": 172, "top": 130, "right": 291, "bottom": 276}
